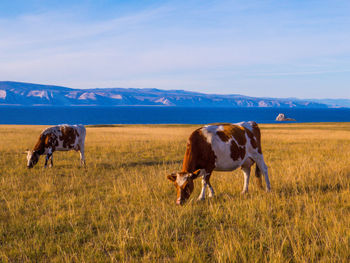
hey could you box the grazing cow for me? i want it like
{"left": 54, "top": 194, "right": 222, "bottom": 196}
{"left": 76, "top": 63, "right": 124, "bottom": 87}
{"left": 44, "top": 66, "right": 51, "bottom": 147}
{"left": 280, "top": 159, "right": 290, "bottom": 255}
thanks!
{"left": 167, "top": 121, "right": 270, "bottom": 205}
{"left": 26, "top": 124, "right": 86, "bottom": 168}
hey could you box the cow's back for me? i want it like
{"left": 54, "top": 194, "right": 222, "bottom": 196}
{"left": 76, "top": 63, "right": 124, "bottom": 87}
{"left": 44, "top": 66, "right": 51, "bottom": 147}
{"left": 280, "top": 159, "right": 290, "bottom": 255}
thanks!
{"left": 35, "top": 125, "right": 85, "bottom": 152}
{"left": 189, "top": 122, "right": 262, "bottom": 172}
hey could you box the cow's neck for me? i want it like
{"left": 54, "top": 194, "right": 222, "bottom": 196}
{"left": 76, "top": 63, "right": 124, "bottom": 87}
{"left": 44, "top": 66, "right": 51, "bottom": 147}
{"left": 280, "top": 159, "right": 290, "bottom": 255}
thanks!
{"left": 33, "top": 135, "right": 46, "bottom": 155}
{"left": 181, "top": 143, "right": 196, "bottom": 173}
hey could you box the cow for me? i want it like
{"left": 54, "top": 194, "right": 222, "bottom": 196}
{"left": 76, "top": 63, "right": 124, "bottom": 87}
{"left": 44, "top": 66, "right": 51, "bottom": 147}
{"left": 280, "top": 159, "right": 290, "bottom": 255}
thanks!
{"left": 167, "top": 121, "right": 271, "bottom": 205}
{"left": 26, "top": 124, "right": 86, "bottom": 168}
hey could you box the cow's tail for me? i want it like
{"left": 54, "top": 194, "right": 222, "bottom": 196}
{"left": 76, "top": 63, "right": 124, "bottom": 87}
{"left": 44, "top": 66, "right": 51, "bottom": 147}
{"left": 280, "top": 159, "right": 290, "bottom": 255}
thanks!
{"left": 255, "top": 164, "right": 264, "bottom": 189}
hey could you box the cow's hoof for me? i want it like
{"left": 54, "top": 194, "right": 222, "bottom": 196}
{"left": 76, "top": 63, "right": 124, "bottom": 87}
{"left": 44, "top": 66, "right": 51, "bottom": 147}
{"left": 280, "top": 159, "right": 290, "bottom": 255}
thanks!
{"left": 197, "top": 197, "right": 205, "bottom": 202}
{"left": 241, "top": 190, "right": 248, "bottom": 195}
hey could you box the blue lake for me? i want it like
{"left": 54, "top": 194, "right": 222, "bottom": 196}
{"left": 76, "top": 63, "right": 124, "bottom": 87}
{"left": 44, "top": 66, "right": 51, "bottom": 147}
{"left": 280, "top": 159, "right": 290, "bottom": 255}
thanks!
{"left": 0, "top": 106, "right": 349, "bottom": 125}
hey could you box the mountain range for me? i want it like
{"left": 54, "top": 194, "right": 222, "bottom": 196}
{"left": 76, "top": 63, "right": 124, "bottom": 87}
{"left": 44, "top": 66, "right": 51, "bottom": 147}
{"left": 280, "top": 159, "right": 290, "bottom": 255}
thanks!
{"left": 0, "top": 81, "right": 348, "bottom": 108}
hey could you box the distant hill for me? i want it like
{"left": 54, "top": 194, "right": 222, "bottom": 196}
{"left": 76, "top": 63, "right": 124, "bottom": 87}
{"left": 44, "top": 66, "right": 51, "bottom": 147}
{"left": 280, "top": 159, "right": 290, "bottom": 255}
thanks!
{"left": 308, "top": 98, "right": 350, "bottom": 108}
{"left": 0, "top": 81, "right": 347, "bottom": 108}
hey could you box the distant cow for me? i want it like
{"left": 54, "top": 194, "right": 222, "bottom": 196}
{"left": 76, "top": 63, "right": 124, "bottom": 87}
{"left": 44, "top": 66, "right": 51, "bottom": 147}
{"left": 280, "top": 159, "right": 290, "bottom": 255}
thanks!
{"left": 26, "top": 124, "right": 86, "bottom": 168}
{"left": 167, "top": 121, "right": 271, "bottom": 205}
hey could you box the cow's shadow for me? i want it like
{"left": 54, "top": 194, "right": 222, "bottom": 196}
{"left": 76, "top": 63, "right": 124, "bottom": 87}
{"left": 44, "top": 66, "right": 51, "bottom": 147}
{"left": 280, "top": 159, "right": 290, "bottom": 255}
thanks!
{"left": 32, "top": 159, "right": 183, "bottom": 171}
{"left": 121, "top": 159, "right": 183, "bottom": 168}
{"left": 94, "top": 159, "right": 183, "bottom": 170}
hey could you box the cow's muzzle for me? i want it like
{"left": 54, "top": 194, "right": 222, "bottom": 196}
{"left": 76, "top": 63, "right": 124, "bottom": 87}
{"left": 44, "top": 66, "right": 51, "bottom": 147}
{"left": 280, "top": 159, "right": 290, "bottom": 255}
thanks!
{"left": 176, "top": 198, "right": 184, "bottom": 205}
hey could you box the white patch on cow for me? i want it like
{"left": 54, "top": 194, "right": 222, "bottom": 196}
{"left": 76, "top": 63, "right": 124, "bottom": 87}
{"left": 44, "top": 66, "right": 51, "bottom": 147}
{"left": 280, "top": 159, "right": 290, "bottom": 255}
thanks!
{"left": 201, "top": 125, "right": 219, "bottom": 144}
{"left": 202, "top": 123, "right": 252, "bottom": 171}
{"left": 198, "top": 169, "right": 209, "bottom": 177}
{"left": 26, "top": 151, "right": 33, "bottom": 165}
{"left": 212, "top": 137, "right": 240, "bottom": 171}
{"left": 237, "top": 121, "right": 254, "bottom": 132}
{"left": 176, "top": 174, "right": 188, "bottom": 187}
{"left": 217, "top": 125, "right": 224, "bottom": 131}
{"left": 202, "top": 125, "right": 241, "bottom": 171}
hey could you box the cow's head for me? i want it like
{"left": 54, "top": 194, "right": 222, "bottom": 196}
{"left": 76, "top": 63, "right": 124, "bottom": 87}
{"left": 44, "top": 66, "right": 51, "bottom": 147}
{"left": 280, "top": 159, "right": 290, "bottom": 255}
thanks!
{"left": 167, "top": 169, "right": 202, "bottom": 205}
{"left": 26, "top": 150, "right": 39, "bottom": 168}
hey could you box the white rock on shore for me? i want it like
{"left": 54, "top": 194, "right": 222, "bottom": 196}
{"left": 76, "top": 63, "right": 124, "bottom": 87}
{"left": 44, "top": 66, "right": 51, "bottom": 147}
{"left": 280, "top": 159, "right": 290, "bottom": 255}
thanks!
{"left": 276, "top": 113, "right": 296, "bottom": 121}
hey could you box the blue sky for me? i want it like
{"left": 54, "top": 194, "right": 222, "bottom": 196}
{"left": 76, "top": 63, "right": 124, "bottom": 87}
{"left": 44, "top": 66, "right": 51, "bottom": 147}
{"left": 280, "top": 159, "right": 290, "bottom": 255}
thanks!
{"left": 0, "top": 0, "right": 349, "bottom": 98}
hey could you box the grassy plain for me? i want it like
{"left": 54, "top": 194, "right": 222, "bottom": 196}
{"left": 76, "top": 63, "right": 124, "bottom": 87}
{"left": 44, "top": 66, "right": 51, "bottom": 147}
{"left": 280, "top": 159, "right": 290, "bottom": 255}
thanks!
{"left": 0, "top": 123, "right": 349, "bottom": 262}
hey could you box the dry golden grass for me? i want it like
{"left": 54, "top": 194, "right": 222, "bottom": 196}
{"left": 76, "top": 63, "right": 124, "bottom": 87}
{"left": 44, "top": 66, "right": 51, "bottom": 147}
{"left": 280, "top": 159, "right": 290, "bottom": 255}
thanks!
{"left": 0, "top": 123, "right": 349, "bottom": 262}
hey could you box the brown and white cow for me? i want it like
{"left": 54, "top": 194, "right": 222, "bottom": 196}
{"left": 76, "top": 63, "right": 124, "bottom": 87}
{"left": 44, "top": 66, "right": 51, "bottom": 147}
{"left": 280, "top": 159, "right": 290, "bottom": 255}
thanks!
{"left": 167, "top": 121, "right": 271, "bottom": 205}
{"left": 26, "top": 124, "right": 86, "bottom": 168}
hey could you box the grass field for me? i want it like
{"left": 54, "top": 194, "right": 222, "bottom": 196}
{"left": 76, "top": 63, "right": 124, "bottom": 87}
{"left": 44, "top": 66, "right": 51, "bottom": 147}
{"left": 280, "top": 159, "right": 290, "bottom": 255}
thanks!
{"left": 0, "top": 123, "right": 349, "bottom": 262}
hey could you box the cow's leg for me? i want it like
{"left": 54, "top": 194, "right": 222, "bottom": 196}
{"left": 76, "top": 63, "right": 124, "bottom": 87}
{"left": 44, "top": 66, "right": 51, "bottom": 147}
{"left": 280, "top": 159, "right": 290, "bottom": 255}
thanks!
{"left": 241, "top": 166, "right": 251, "bottom": 194}
{"left": 44, "top": 148, "right": 53, "bottom": 168}
{"left": 45, "top": 153, "right": 53, "bottom": 168}
{"left": 44, "top": 154, "right": 49, "bottom": 168}
{"left": 207, "top": 182, "right": 215, "bottom": 198}
{"left": 241, "top": 158, "right": 255, "bottom": 194}
{"left": 79, "top": 148, "right": 86, "bottom": 166}
{"left": 198, "top": 172, "right": 214, "bottom": 200}
{"left": 76, "top": 142, "right": 86, "bottom": 166}
{"left": 206, "top": 174, "right": 215, "bottom": 198}
{"left": 198, "top": 178, "right": 207, "bottom": 201}
{"left": 255, "top": 164, "right": 264, "bottom": 190}
{"left": 49, "top": 154, "right": 53, "bottom": 168}
{"left": 255, "top": 155, "right": 271, "bottom": 192}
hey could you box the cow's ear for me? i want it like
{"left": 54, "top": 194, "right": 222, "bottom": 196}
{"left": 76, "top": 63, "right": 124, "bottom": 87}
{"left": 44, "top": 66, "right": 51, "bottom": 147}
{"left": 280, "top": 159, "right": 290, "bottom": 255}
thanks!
{"left": 167, "top": 173, "right": 177, "bottom": 182}
{"left": 190, "top": 169, "right": 202, "bottom": 180}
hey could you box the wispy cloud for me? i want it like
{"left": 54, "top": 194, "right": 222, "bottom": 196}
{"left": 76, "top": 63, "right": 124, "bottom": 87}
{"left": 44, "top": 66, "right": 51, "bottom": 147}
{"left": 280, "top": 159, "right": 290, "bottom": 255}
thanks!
{"left": 252, "top": 69, "right": 350, "bottom": 77}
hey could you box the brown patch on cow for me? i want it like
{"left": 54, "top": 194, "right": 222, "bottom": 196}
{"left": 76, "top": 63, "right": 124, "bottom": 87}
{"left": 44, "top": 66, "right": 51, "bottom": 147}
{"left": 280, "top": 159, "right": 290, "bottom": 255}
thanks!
{"left": 216, "top": 131, "right": 230, "bottom": 142}
{"left": 216, "top": 125, "right": 246, "bottom": 145}
{"left": 33, "top": 135, "right": 46, "bottom": 154}
{"left": 230, "top": 140, "right": 246, "bottom": 161}
{"left": 59, "top": 126, "right": 77, "bottom": 149}
{"left": 182, "top": 129, "right": 216, "bottom": 174}
{"left": 251, "top": 122, "right": 262, "bottom": 154}
{"left": 245, "top": 125, "right": 262, "bottom": 153}
{"left": 167, "top": 174, "right": 177, "bottom": 182}
{"left": 33, "top": 132, "right": 58, "bottom": 154}
{"left": 246, "top": 129, "right": 257, "bottom": 148}
{"left": 44, "top": 134, "right": 57, "bottom": 150}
